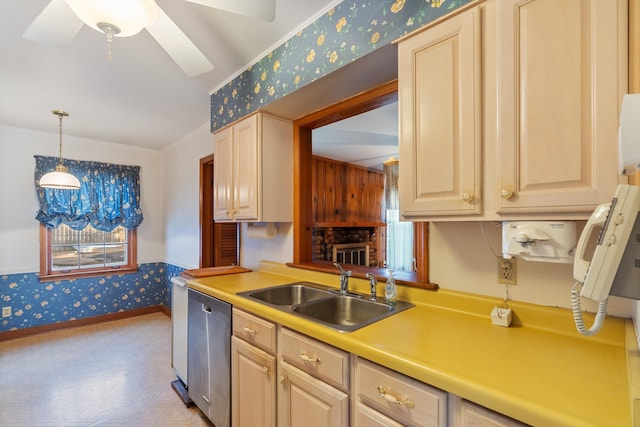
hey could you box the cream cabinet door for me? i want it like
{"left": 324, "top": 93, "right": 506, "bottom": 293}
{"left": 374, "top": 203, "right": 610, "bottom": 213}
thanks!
{"left": 497, "top": 0, "right": 626, "bottom": 213}
{"left": 213, "top": 125, "right": 234, "bottom": 221}
{"left": 354, "top": 402, "right": 404, "bottom": 427}
{"left": 399, "top": 7, "right": 482, "bottom": 217}
{"left": 231, "top": 336, "right": 276, "bottom": 427}
{"left": 278, "top": 361, "right": 349, "bottom": 427}
{"left": 232, "top": 114, "right": 260, "bottom": 221}
{"left": 448, "top": 395, "right": 527, "bottom": 427}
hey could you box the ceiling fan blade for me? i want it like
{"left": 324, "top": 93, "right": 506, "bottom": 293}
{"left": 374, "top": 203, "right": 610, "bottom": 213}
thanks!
{"left": 22, "top": 0, "right": 84, "bottom": 47}
{"left": 185, "top": 0, "right": 276, "bottom": 22}
{"left": 145, "top": 6, "right": 214, "bottom": 77}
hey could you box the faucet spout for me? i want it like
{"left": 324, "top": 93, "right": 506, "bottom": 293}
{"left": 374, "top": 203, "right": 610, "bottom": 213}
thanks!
{"left": 365, "top": 272, "right": 377, "bottom": 300}
{"left": 333, "top": 262, "right": 351, "bottom": 293}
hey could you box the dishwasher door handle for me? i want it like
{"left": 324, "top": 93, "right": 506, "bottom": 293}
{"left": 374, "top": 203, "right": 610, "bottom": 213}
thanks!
{"left": 202, "top": 304, "right": 212, "bottom": 314}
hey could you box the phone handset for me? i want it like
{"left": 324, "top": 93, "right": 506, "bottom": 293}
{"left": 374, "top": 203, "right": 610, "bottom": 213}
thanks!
{"left": 571, "top": 202, "right": 613, "bottom": 336}
{"left": 571, "top": 184, "right": 640, "bottom": 336}
{"left": 573, "top": 202, "right": 614, "bottom": 301}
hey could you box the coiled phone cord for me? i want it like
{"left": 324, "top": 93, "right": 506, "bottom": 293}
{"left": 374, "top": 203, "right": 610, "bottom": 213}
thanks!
{"left": 571, "top": 281, "right": 608, "bottom": 336}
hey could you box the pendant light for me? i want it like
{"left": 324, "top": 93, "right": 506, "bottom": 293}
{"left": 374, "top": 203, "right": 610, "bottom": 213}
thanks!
{"left": 39, "top": 110, "right": 81, "bottom": 190}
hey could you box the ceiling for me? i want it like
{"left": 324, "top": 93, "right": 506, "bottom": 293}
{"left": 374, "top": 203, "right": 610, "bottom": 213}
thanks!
{"left": 0, "top": 0, "right": 336, "bottom": 149}
{"left": 313, "top": 101, "right": 398, "bottom": 170}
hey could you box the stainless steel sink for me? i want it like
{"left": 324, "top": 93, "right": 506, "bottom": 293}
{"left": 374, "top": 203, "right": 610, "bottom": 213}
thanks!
{"left": 239, "top": 282, "right": 332, "bottom": 306}
{"left": 237, "top": 282, "right": 413, "bottom": 332}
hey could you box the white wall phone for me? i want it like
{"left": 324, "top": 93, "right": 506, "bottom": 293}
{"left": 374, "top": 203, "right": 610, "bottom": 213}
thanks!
{"left": 572, "top": 184, "right": 640, "bottom": 335}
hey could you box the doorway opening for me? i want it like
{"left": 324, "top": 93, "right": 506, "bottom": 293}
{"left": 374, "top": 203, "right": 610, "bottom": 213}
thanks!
{"left": 200, "top": 155, "right": 239, "bottom": 267}
{"left": 292, "top": 80, "right": 432, "bottom": 286}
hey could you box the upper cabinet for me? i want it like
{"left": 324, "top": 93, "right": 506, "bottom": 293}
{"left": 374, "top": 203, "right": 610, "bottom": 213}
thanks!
{"left": 496, "top": 0, "right": 627, "bottom": 214}
{"left": 213, "top": 112, "right": 293, "bottom": 222}
{"left": 398, "top": 0, "right": 627, "bottom": 221}
{"left": 398, "top": 6, "right": 482, "bottom": 217}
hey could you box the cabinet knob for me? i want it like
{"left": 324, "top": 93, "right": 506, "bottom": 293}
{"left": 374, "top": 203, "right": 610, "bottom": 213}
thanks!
{"left": 500, "top": 189, "right": 514, "bottom": 199}
{"left": 279, "top": 375, "right": 287, "bottom": 384}
{"left": 263, "top": 367, "right": 270, "bottom": 376}
{"left": 462, "top": 192, "right": 474, "bottom": 202}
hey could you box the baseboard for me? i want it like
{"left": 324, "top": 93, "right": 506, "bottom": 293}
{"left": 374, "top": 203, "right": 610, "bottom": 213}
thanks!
{"left": 0, "top": 305, "right": 171, "bottom": 341}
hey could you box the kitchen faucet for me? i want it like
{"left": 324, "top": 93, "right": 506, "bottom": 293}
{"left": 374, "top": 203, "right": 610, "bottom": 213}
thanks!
{"left": 365, "top": 272, "right": 377, "bottom": 300}
{"left": 333, "top": 262, "right": 351, "bottom": 294}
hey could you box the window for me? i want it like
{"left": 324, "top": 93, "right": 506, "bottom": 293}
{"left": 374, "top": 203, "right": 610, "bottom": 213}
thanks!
{"left": 34, "top": 156, "right": 142, "bottom": 281}
{"left": 40, "top": 224, "right": 137, "bottom": 280}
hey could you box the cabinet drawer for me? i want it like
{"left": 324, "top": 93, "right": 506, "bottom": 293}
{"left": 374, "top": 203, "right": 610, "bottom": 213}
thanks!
{"left": 356, "top": 357, "right": 447, "bottom": 427}
{"left": 232, "top": 308, "right": 276, "bottom": 354}
{"left": 279, "top": 328, "right": 349, "bottom": 391}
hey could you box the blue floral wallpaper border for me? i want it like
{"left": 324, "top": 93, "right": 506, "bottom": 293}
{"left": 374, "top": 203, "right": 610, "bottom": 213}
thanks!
{"left": 210, "top": 0, "right": 469, "bottom": 131}
{"left": 0, "top": 263, "right": 185, "bottom": 332}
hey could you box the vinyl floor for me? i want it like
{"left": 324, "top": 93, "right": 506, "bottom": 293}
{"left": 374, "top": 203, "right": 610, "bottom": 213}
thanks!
{"left": 0, "top": 312, "right": 211, "bottom": 426}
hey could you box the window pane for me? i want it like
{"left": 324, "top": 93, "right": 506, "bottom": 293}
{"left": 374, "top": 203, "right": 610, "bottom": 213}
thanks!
{"left": 51, "top": 225, "right": 128, "bottom": 271}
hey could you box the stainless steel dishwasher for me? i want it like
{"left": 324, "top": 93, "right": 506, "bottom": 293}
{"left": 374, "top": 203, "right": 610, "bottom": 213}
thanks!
{"left": 187, "top": 288, "right": 231, "bottom": 427}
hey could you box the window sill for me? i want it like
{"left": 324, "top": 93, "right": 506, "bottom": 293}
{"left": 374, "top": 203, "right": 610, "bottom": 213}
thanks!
{"left": 285, "top": 261, "right": 439, "bottom": 290}
{"left": 39, "top": 266, "right": 139, "bottom": 282}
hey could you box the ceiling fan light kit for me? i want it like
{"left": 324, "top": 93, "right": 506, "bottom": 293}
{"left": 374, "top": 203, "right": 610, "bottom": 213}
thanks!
{"left": 23, "top": 0, "right": 276, "bottom": 76}
{"left": 64, "top": 0, "right": 158, "bottom": 37}
{"left": 39, "top": 110, "right": 81, "bottom": 190}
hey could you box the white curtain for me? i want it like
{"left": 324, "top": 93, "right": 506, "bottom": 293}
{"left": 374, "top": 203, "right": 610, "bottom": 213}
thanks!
{"left": 384, "top": 158, "right": 414, "bottom": 272}
{"left": 386, "top": 210, "right": 414, "bottom": 271}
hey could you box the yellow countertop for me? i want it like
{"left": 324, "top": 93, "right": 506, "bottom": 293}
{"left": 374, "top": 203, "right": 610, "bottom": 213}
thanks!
{"left": 187, "top": 261, "right": 636, "bottom": 427}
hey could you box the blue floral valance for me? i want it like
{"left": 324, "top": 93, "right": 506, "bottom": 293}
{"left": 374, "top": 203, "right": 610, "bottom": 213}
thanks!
{"left": 34, "top": 156, "right": 143, "bottom": 231}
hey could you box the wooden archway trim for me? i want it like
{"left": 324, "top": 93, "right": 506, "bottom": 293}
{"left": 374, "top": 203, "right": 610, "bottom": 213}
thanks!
{"left": 290, "top": 80, "right": 436, "bottom": 289}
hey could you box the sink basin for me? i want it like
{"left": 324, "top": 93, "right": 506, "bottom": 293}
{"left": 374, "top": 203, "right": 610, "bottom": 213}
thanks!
{"left": 239, "top": 282, "right": 331, "bottom": 306}
{"left": 238, "top": 282, "right": 413, "bottom": 332}
{"left": 293, "top": 295, "right": 413, "bottom": 332}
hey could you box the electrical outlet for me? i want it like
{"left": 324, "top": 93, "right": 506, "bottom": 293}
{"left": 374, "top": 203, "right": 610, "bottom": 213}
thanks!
{"left": 497, "top": 257, "right": 517, "bottom": 286}
{"left": 2, "top": 306, "right": 11, "bottom": 318}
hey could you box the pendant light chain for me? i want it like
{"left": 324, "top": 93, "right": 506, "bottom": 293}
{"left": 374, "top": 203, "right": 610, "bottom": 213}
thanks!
{"left": 97, "top": 23, "right": 121, "bottom": 61}
{"left": 53, "top": 109, "right": 69, "bottom": 166}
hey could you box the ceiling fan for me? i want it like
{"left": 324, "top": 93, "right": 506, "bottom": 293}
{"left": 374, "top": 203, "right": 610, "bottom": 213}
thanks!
{"left": 22, "top": 0, "right": 277, "bottom": 77}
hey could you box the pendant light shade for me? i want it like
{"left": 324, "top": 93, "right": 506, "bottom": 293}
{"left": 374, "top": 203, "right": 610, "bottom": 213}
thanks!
{"left": 39, "top": 110, "right": 81, "bottom": 190}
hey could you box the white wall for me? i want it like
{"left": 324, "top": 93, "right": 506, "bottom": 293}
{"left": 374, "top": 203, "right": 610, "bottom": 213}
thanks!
{"left": 162, "top": 124, "right": 213, "bottom": 269}
{"left": 430, "top": 221, "right": 631, "bottom": 317}
{"left": 161, "top": 125, "right": 295, "bottom": 271}
{"left": 0, "top": 125, "right": 164, "bottom": 274}
{"left": 240, "top": 222, "right": 294, "bottom": 270}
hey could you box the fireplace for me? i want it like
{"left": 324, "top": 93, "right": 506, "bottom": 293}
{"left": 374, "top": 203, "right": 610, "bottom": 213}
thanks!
{"left": 332, "top": 243, "right": 370, "bottom": 266}
{"left": 312, "top": 226, "right": 381, "bottom": 267}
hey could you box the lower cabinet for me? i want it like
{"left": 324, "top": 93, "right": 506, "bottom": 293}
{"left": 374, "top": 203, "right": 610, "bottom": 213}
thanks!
{"left": 231, "top": 336, "right": 276, "bottom": 427}
{"left": 355, "top": 357, "right": 447, "bottom": 427}
{"left": 231, "top": 308, "right": 277, "bottom": 427}
{"left": 354, "top": 402, "right": 404, "bottom": 427}
{"left": 278, "top": 328, "right": 350, "bottom": 427}
{"left": 278, "top": 361, "right": 349, "bottom": 426}
{"left": 230, "top": 308, "right": 528, "bottom": 427}
{"left": 448, "top": 395, "right": 528, "bottom": 427}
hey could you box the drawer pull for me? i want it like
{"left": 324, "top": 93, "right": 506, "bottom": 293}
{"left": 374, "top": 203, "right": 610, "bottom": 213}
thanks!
{"left": 242, "top": 326, "right": 259, "bottom": 335}
{"left": 376, "top": 386, "right": 415, "bottom": 409}
{"left": 299, "top": 351, "right": 321, "bottom": 364}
